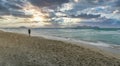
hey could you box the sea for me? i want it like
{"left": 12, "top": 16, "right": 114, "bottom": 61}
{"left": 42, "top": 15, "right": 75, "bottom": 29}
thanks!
{"left": 1, "top": 28, "right": 120, "bottom": 50}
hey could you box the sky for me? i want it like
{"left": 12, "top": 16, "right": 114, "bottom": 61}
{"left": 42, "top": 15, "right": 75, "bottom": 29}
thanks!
{"left": 0, "top": 0, "right": 120, "bottom": 28}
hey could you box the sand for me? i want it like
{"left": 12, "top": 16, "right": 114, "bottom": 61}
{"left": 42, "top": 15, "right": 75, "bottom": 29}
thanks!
{"left": 0, "top": 31, "right": 120, "bottom": 66}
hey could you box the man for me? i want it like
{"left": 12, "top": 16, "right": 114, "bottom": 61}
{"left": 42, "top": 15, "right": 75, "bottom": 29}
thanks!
{"left": 28, "top": 29, "right": 31, "bottom": 37}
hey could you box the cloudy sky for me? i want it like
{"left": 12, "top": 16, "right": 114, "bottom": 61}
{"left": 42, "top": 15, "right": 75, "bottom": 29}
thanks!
{"left": 0, "top": 0, "right": 120, "bottom": 28}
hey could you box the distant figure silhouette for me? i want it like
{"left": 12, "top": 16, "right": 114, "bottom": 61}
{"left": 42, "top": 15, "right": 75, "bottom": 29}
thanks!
{"left": 28, "top": 29, "right": 31, "bottom": 37}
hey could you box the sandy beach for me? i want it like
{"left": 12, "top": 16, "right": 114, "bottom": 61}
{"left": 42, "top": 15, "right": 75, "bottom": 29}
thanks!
{"left": 0, "top": 31, "right": 120, "bottom": 66}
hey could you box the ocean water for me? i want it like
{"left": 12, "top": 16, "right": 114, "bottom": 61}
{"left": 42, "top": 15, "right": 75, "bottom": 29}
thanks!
{"left": 1, "top": 28, "right": 120, "bottom": 47}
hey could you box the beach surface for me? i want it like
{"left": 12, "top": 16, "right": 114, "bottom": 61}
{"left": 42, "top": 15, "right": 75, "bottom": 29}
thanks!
{"left": 0, "top": 31, "right": 120, "bottom": 66}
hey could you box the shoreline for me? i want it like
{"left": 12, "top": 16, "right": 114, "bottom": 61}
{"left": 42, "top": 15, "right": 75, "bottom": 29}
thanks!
{"left": 0, "top": 30, "right": 120, "bottom": 65}
{"left": 33, "top": 33, "right": 120, "bottom": 59}
{"left": 1, "top": 29, "right": 120, "bottom": 59}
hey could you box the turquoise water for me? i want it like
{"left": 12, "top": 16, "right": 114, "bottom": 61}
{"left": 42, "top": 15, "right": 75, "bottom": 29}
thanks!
{"left": 1, "top": 28, "right": 120, "bottom": 46}
{"left": 33, "top": 29, "right": 120, "bottom": 45}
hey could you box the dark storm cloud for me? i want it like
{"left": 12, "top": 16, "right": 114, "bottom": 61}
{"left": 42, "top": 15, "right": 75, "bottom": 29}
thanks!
{"left": 0, "top": 0, "right": 70, "bottom": 17}
{"left": 0, "top": 0, "right": 27, "bottom": 16}
{"left": 0, "top": 4, "right": 6, "bottom": 10}
{"left": 59, "top": 0, "right": 114, "bottom": 15}
{"left": 0, "top": 0, "right": 25, "bottom": 9}
{"left": 10, "top": 10, "right": 32, "bottom": 18}
{"left": 70, "top": 13, "right": 101, "bottom": 19}
{"left": 6, "top": 3, "right": 23, "bottom": 9}
{"left": 29, "top": 0, "right": 69, "bottom": 7}
{"left": 115, "top": 0, "right": 120, "bottom": 7}
{"left": 0, "top": 4, "right": 10, "bottom": 15}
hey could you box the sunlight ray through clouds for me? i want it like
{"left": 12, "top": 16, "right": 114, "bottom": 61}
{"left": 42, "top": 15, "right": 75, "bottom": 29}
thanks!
{"left": 0, "top": 0, "right": 120, "bottom": 28}
{"left": 23, "top": 2, "right": 50, "bottom": 26}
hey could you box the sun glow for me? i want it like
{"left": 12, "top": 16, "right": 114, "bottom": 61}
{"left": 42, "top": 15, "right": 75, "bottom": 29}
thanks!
{"left": 74, "top": 0, "right": 79, "bottom": 2}
{"left": 23, "top": 2, "right": 50, "bottom": 27}
{"left": 33, "top": 15, "right": 43, "bottom": 22}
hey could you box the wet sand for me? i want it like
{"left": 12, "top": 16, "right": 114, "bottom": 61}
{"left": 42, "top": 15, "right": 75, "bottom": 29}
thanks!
{"left": 0, "top": 31, "right": 120, "bottom": 66}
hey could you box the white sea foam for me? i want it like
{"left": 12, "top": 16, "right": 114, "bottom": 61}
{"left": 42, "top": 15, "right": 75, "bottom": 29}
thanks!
{"left": 32, "top": 33, "right": 115, "bottom": 48}
{"left": 1, "top": 28, "right": 120, "bottom": 55}
{"left": 1, "top": 28, "right": 120, "bottom": 49}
